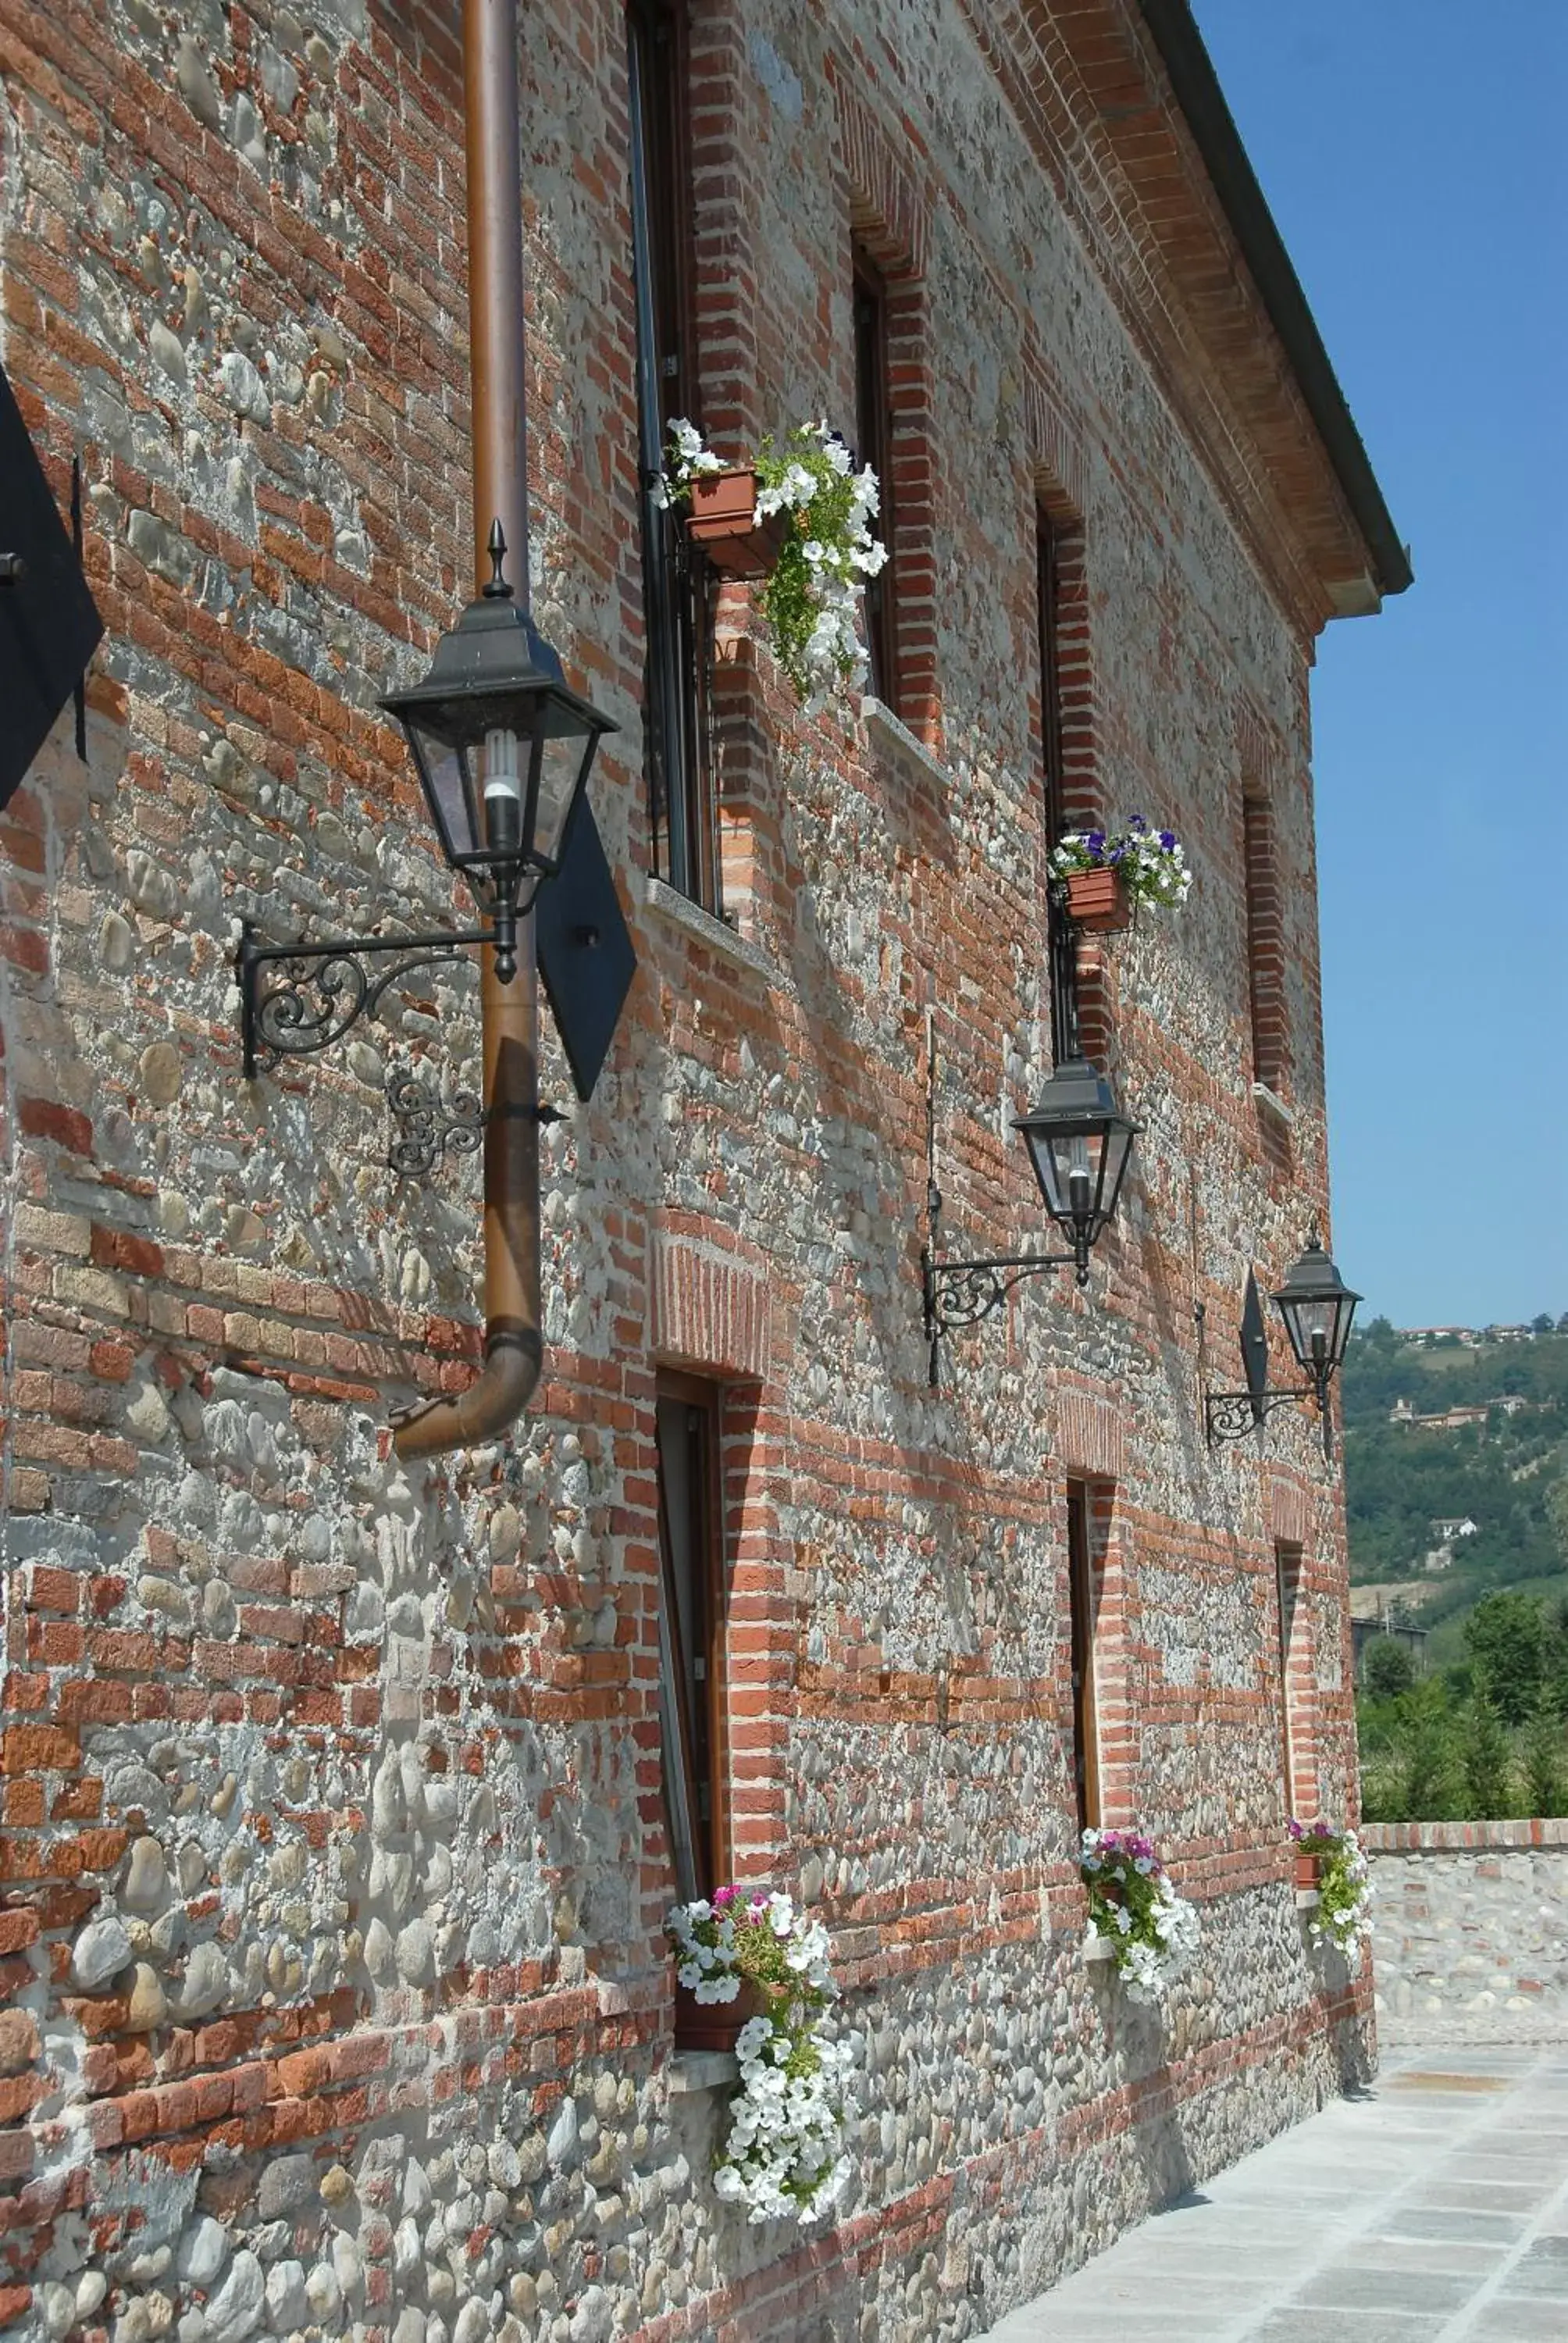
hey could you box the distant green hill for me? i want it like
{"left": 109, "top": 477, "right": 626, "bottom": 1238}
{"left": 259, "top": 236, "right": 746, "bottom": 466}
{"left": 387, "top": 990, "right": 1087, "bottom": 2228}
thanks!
{"left": 1342, "top": 1318, "right": 1568, "bottom": 1660}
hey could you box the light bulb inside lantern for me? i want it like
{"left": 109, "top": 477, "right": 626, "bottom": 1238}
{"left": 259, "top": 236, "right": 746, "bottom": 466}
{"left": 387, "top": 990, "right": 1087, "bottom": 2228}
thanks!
{"left": 483, "top": 726, "right": 522, "bottom": 857}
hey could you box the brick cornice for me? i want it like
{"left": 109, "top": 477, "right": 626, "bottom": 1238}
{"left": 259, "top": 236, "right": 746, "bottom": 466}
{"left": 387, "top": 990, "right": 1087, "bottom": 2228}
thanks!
{"left": 959, "top": 0, "right": 1379, "bottom": 642}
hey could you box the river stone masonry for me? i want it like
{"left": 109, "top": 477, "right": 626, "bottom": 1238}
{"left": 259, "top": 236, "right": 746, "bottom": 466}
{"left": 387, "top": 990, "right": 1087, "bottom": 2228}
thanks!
{"left": 1366, "top": 1821, "right": 1568, "bottom": 2044}
{"left": 0, "top": 0, "right": 1395, "bottom": 2336}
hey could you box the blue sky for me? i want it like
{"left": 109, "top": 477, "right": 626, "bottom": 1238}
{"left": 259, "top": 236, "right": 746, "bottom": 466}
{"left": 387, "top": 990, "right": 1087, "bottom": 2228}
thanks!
{"left": 1192, "top": 1, "right": 1567, "bottom": 1330}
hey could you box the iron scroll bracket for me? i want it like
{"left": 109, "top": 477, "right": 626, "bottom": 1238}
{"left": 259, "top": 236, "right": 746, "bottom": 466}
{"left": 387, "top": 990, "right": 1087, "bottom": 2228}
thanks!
{"left": 385, "top": 1068, "right": 564, "bottom": 1182}
{"left": 236, "top": 919, "right": 493, "bottom": 1079}
{"left": 1203, "top": 1382, "right": 1332, "bottom": 1459}
{"left": 921, "top": 1244, "right": 1080, "bottom": 1384}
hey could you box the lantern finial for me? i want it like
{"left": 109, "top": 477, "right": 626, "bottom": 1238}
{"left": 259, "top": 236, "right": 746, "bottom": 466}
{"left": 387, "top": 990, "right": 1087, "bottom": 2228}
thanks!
{"left": 483, "top": 519, "right": 512, "bottom": 600}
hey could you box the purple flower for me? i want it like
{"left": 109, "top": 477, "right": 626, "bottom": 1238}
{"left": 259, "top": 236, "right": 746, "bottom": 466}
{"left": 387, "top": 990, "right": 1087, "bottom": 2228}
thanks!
{"left": 1085, "top": 829, "right": 1107, "bottom": 858}
{"left": 1158, "top": 830, "right": 1177, "bottom": 851}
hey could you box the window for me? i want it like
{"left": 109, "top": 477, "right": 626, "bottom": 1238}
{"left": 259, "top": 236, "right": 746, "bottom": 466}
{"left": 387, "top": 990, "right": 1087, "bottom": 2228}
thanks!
{"left": 1274, "top": 1540, "right": 1303, "bottom": 1816}
{"left": 628, "top": 0, "right": 719, "bottom": 908}
{"left": 853, "top": 245, "right": 897, "bottom": 710}
{"left": 1242, "top": 789, "right": 1287, "bottom": 1096}
{"left": 1066, "top": 1481, "right": 1100, "bottom": 1831}
{"left": 655, "top": 1374, "right": 728, "bottom": 1899}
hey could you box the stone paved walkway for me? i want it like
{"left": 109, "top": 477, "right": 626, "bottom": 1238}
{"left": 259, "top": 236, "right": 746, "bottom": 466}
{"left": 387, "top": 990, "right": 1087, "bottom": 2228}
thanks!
{"left": 981, "top": 2047, "right": 1568, "bottom": 2341}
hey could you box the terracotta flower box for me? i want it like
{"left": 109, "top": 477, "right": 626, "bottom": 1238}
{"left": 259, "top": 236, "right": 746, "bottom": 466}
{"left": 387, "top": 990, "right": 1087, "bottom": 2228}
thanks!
{"left": 1064, "top": 865, "right": 1133, "bottom": 933}
{"left": 684, "top": 468, "right": 789, "bottom": 580}
{"left": 673, "top": 1976, "right": 766, "bottom": 2052}
{"left": 1294, "top": 1852, "right": 1323, "bottom": 1890}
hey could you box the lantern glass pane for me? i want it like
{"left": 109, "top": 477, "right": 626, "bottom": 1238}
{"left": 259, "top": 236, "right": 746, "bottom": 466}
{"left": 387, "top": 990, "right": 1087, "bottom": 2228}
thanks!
{"left": 1021, "top": 1125, "right": 1067, "bottom": 1219}
{"left": 1098, "top": 1121, "right": 1135, "bottom": 1225}
{"left": 531, "top": 727, "right": 591, "bottom": 869}
{"left": 408, "top": 718, "right": 481, "bottom": 863}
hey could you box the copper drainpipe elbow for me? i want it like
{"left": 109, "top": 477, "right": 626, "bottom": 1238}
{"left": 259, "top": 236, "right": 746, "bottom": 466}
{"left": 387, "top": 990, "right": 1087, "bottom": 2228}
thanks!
{"left": 391, "top": 0, "right": 542, "bottom": 1464}
{"left": 392, "top": 936, "right": 543, "bottom": 1460}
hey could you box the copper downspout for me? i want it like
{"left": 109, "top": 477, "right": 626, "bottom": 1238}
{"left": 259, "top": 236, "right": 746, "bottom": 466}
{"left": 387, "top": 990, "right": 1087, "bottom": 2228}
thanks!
{"left": 393, "top": 0, "right": 542, "bottom": 1459}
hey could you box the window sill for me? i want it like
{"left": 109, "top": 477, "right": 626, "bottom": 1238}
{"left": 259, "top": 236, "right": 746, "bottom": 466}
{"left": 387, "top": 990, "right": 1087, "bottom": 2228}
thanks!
{"left": 1084, "top": 1936, "right": 1117, "bottom": 1966}
{"left": 668, "top": 2048, "right": 739, "bottom": 2094}
{"left": 1294, "top": 1887, "right": 1321, "bottom": 1912}
{"left": 643, "top": 875, "right": 776, "bottom": 982}
{"left": 860, "top": 696, "right": 948, "bottom": 793}
{"left": 1252, "top": 1082, "right": 1295, "bottom": 1129}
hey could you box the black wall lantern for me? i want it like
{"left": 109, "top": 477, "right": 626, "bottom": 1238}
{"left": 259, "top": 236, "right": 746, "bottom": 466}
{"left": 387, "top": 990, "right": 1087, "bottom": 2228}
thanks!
{"left": 234, "top": 522, "right": 632, "bottom": 1147}
{"left": 921, "top": 1020, "right": 1139, "bottom": 1387}
{"left": 382, "top": 525, "right": 614, "bottom": 982}
{"left": 1202, "top": 1229, "right": 1360, "bottom": 1458}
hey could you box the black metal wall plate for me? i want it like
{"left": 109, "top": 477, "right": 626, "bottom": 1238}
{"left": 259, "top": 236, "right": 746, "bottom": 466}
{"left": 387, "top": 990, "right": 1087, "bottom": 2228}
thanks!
{"left": 1239, "top": 1267, "right": 1270, "bottom": 1424}
{"left": 0, "top": 361, "right": 103, "bottom": 808}
{"left": 536, "top": 798, "right": 636, "bottom": 1102}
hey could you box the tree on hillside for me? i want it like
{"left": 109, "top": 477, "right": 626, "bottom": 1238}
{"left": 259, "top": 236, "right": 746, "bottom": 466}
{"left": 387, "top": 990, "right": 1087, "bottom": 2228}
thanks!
{"left": 1523, "top": 1696, "right": 1565, "bottom": 1816}
{"left": 1464, "top": 1591, "right": 1549, "bottom": 1724}
{"left": 1363, "top": 1636, "right": 1417, "bottom": 1700}
{"left": 1463, "top": 1696, "right": 1517, "bottom": 1817}
{"left": 1547, "top": 1478, "right": 1568, "bottom": 1567}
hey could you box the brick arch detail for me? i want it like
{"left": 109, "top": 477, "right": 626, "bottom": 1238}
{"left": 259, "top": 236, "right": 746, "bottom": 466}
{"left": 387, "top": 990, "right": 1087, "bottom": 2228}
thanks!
{"left": 829, "top": 73, "right": 932, "bottom": 282}
{"left": 649, "top": 1222, "right": 773, "bottom": 1382}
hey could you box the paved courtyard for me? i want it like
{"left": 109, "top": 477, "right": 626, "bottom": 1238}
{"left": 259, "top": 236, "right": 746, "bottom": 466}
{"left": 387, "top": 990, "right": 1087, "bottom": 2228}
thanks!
{"left": 982, "top": 2047, "right": 1568, "bottom": 2341}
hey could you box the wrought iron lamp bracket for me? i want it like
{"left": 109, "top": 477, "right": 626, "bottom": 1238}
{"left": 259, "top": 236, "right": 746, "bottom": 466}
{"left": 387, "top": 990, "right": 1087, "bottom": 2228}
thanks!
{"left": 1203, "top": 1382, "right": 1327, "bottom": 1450}
{"left": 920, "top": 1152, "right": 1085, "bottom": 1387}
{"left": 1195, "top": 1291, "right": 1336, "bottom": 1458}
{"left": 237, "top": 918, "right": 495, "bottom": 1080}
{"left": 922, "top": 1243, "right": 1078, "bottom": 1346}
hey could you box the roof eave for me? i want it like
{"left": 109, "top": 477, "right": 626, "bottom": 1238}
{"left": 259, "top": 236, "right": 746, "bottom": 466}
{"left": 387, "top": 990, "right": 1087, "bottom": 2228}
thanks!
{"left": 1135, "top": 0, "right": 1413, "bottom": 603}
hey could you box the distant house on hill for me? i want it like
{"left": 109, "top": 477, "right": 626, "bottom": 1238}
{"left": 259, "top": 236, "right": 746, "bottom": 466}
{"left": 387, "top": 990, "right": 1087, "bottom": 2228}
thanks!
{"left": 1390, "top": 1400, "right": 1491, "bottom": 1432}
{"left": 1422, "top": 1517, "right": 1477, "bottom": 1574}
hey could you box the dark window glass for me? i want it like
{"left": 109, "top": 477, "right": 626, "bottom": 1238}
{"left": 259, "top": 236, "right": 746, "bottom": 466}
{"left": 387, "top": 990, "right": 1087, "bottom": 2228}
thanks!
{"left": 655, "top": 1378, "right": 726, "bottom": 1899}
{"left": 853, "top": 249, "right": 896, "bottom": 710}
{"left": 1067, "top": 1481, "right": 1100, "bottom": 1832}
{"left": 628, "top": 0, "right": 718, "bottom": 908}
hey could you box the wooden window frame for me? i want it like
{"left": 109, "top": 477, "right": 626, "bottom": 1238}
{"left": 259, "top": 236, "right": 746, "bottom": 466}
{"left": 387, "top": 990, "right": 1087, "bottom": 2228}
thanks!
{"left": 654, "top": 1369, "right": 729, "bottom": 1900}
{"left": 628, "top": 0, "right": 721, "bottom": 911}
{"left": 1067, "top": 1480, "right": 1101, "bottom": 1833}
{"left": 853, "top": 244, "right": 899, "bottom": 713}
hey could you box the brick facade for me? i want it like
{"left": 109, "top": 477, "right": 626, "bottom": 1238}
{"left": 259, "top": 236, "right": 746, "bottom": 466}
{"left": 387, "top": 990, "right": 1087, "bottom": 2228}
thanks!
{"left": 0, "top": 2, "right": 1397, "bottom": 2337}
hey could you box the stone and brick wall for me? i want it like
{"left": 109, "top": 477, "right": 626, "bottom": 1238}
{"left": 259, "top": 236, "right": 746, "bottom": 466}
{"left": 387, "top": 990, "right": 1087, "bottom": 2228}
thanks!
{"left": 0, "top": 2, "right": 1388, "bottom": 2338}
{"left": 1365, "top": 1823, "right": 1568, "bottom": 2045}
